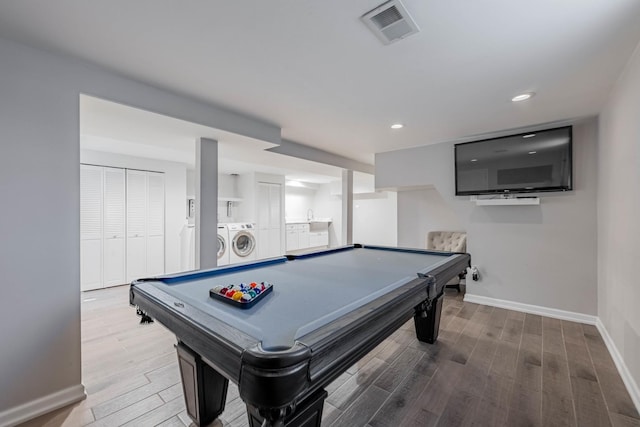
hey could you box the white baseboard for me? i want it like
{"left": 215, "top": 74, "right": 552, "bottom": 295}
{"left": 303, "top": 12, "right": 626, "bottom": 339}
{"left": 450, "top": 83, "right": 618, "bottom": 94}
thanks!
{"left": 596, "top": 319, "right": 640, "bottom": 414}
{"left": 463, "top": 293, "right": 598, "bottom": 325}
{"left": 0, "top": 384, "right": 86, "bottom": 427}
{"left": 463, "top": 293, "right": 640, "bottom": 415}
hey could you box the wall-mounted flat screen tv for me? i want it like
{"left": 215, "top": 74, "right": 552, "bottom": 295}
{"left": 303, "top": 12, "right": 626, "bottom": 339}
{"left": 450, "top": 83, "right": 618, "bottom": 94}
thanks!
{"left": 455, "top": 126, "right": 573, "bottom": 196}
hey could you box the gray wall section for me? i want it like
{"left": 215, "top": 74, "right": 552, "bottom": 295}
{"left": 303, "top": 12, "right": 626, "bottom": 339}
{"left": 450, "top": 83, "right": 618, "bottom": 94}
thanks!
{"left": 196, "top": 138, "right": 219, "bottom": 270}
{"left": 0, "top": 36, "right": 278, "bottom": 414}
{"left": 598, "top": 41, "right": 640, "bottom": 400}
{"left": 269, "top": 139, "right": 374, "bottom": 174}
{"left": 377, "top": 119, "right": 599, "bottom": 315}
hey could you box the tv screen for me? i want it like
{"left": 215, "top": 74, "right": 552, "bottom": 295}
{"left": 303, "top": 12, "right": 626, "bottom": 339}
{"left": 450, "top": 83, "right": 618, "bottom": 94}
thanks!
{"left": 455, "top": 126, "right": 573, "bottom": 196}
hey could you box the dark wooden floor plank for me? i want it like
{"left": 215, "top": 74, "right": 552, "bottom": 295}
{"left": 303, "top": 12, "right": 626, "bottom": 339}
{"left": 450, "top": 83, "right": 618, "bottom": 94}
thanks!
{"left": 595, "top": 364, "right": 640, "bottom": 420}
{"left": 543, "top": 317, "right": 566, "bottom": 358}
{"left": 398, "top": 407, "right": 439, "bottom": 427}
{"left": 329, "top": 385, "right": 389, "bottom": 427}
{"left": 523, "top": 313, "right": 543, "bottom": 336}
{"left": 542, "top": 351, "right": 576, "bottom": 427}
{"left": 610, "top": 413, "right": 640, "bottom": 427}
{"left": 542, "top": 390, "right": 576, "bottom": 427}
{"left": 410, "top": 359, "right": 465, "bottom": 417}
{"left": 456, "top": 302, "right": 480, "bottom": 320}
{"left": 514, "top": 347, "right": 543, "bottom": 392}
{"left": 438, "top": 389, "right": 480, "bottom": 427}
{"left": 456, "top": 361, "right": 490, "bottom": 398}
{"left": 85, "top": 394, "right": 165, "bottom": 427}
{"left": 565, "top": 340, "right": 598, "bottom": 382}
{"left": 321, "top": 402, "right": 342, "bottom": 426}
{"left": 571, "top": 376, "right": 612, "bottom": 427}
{"left": 484, "top": 307, "right": 508, "bottom": 341}
{"left": 368, "top": 372, "right": 431, "bottom": 427}
{"left": 501, "top": 316, "right": 525, "bottom": 344}
{"left": 326, "top": 357, "right": 388, "bottom": 410}
{"left": 490, "top": 340, "right": 519, "bottom": 380}
{"left": 121, "top": 395, "right": 184, "bottom": 427}
{"left": 449, "top": 332, "right": 478, "bottom": 365}
{"left": 561, "top": 320, "right": 585, "bottom": 345}
{"left": 373, "top": 347, "right": 424, "bottom": 392}
{"left": 505, "top": 382, "right": 542, "bottom": 427}
{"left": 471, "top": 373, "right": 513, "bottom": 427}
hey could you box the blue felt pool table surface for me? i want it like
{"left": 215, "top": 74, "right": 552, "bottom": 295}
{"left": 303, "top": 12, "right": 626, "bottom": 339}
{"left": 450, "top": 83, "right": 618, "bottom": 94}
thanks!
{"left": 147, "top": 246, "right": 457, "bottom": 350}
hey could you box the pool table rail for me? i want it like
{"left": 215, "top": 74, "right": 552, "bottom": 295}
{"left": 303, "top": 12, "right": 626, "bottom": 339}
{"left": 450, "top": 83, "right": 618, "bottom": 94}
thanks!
{"left": 130, "top": 281, "right": 255, "bottom": 382}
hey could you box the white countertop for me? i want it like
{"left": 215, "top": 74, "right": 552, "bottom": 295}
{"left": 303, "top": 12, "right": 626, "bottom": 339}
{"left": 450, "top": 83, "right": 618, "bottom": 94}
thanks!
{"left": 285, "top": 218, "right": 332, "bottom": 224}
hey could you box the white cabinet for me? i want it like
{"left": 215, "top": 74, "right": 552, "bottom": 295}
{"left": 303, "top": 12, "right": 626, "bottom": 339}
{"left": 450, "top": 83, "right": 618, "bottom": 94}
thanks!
{"left": 257, "top": 182, "right": 283, "bottom": 259}
{"left": 309, "top": 222, "right": 329, "bottom": 248}
{"left": 309, "top": 231, "right": 329, "bottom": 248}
{"left": 127, "top": 170, "right": 165, "bottom": 282}
{"left": 81, "top": 165, "right": 126, "bottom": 291}
{"left": 285, "top": 223, "right": 328, "bottom": 252}
{"left": 286, "top": 224, "right": 299, "bottom": 251}
{"left": 298, "top": 223, "right": 310, "bottom": 249}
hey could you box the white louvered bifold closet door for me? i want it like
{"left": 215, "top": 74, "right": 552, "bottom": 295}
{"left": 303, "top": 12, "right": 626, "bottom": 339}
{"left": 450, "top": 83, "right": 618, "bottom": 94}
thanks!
{"left": 103, "top": 167, "right": 126, "bottom": 287}
{"left": 257, "top": 182, "right": 282, "bottom": 259}
{"left": 80, "top": 165, "right": 104, "bottom": 291}
{"left": 146, "top": 172, "right": 165, "bottom": 276}
{"left": 126, "top": 170, "right": 148, "bottom": 282}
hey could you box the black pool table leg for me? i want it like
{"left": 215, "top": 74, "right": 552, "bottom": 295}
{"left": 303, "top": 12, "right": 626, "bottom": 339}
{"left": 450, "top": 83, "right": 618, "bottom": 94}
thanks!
{"left": 245, "top": 389, "right": 328, "bottom": 427}
{"left": 176, "top": 342, "right": 229, "bottom": 426}
{"left": 413, "top": 292, "right": 445, "bottom": 344}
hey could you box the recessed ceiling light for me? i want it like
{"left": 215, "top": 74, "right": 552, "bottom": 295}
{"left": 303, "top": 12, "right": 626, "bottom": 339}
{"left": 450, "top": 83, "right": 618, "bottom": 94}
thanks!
{"left": 523, "top": 134, "right": 536, "bottom": 138}
{"left": 528, "top": 151, "right": 537, "bottom": 154}
{"left": 390, "top": 123, "right": 404, "bottom": 129}
{"left": 470, "top": 159, "right": 478, "bottom": 162}
{"left": 512, "top": 92, "right": 535, "bottom": 102}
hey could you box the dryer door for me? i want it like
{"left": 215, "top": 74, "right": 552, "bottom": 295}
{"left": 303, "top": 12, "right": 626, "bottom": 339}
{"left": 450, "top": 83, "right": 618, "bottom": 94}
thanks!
{"left": 217, "top": 234, "right": 226, "bottom": 260}
{"left": 232, "top": 232, "right": 256, "bottom": 257}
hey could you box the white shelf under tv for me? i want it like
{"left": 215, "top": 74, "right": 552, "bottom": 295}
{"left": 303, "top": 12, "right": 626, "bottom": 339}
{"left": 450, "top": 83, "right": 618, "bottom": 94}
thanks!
{"left": 474, "top": 197, "right": 540, "bottom": 206}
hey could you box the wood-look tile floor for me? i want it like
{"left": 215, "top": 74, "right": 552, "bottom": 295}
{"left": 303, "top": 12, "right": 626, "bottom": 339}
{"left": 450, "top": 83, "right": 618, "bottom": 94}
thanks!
{"left": 19, "top": 285, "right": 640, "bottom": 427}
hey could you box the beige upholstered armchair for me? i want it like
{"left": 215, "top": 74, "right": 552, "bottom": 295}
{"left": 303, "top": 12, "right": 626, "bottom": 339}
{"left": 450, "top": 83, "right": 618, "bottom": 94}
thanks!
{"left": 426, "top": 231, "right": 467, "bottom": 292}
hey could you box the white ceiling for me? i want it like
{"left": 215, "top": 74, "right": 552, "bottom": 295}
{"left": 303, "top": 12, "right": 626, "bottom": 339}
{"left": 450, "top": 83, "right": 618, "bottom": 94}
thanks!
{"left": 80, "top": 95, "right": 344, "bottom": 183}
{"left": 2, "top": 0, "right": 640, "bottom": 165}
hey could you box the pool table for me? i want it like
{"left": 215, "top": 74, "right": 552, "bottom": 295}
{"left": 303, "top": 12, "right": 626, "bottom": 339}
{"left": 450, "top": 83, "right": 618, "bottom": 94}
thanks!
{"left": 130, "top": 244, "right": 470, "bottom": 427}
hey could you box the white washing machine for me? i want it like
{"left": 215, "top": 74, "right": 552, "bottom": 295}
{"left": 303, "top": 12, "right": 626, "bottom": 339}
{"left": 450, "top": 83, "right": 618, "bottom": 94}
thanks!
{"left": 217, "top": 224, "right": 230, "bottom": 266}
{"left": 227, "top": 223, "right": 257, "bottom": 264}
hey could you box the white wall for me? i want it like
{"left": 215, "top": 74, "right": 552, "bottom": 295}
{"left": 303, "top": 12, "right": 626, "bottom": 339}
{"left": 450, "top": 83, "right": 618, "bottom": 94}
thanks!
{"left": 314, "top": 183, "right": 343, "bottom": 247}
{"left": 186, "top": 169, "right": 196, "bottom": 198}
{"left": 397, "top": 187, "right": 463, "bottom": 248}
{"left": 0, "top": 35, "right": 280, "bottom": 424}
{"left": 598, "top": 41, "right": 640, "bottom": 404}
{"left": 353, "top": 192, "right": 398, "bottom": 246}
{"left": 376, "top": 119, "right": 599, "bottom": 316}
{"left": 285, "top": 186, "right": 316, "bottom": 220}
{"left": 81, "top": 149, "right": 188, "bottom": 275}
{"left": 187, "top": 172, "right": 239, "bottom": 223}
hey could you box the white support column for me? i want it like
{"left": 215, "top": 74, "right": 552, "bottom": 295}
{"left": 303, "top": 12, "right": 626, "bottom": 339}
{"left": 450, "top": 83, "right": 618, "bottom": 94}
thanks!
{"left": 341, "top": 169, "right": 353, "bottom": 245}
{"left": 195, "top": 138, "right": 218, "bottom": 269}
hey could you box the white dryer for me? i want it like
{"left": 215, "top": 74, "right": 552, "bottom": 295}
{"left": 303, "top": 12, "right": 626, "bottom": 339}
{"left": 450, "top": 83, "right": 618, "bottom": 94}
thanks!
{"left": 227, "top": 223, "right": 257, "bottom": 264}
{"left": 217, "top": 224, "right": 230, "bottom": 266}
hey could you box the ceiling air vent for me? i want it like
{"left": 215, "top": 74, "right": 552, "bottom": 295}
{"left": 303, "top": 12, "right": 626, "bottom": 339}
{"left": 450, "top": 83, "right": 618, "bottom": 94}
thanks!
{"left": 361, "top": 0, "right": 420, "bottom": 45}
